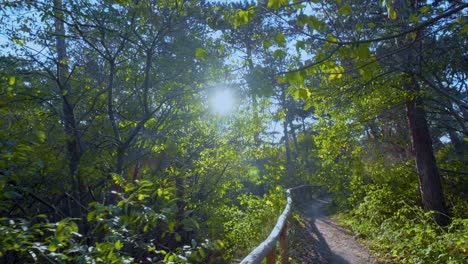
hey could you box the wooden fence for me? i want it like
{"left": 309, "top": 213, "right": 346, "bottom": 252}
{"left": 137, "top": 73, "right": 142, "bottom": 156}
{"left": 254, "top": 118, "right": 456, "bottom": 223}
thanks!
{"left": 239, "top": 185, "right": 324, "bottom": 264}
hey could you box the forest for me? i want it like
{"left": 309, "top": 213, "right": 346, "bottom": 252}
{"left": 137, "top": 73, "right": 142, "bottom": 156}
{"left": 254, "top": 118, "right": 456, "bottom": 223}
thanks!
{"left": 0, "top": 0, "right": 467, "bottom": 263}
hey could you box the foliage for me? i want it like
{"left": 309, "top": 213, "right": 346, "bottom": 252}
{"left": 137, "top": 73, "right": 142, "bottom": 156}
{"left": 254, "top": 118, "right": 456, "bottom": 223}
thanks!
{"left": 1, "top": 0, "right": 467, "bottom": 263}
{"left": 202, "top": 188, "right": 286, "bottom": 260}
{"left": 0, "top": 174, "right": 227, "bottom": 263}
{"left": 338, "top": 187, "right": 467, "bottom": 263}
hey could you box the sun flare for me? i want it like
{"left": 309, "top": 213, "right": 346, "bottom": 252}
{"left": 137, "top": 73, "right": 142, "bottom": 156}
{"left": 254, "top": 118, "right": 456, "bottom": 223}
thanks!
{"left": 210, "top": 89, "right": 236, "bottom": 115}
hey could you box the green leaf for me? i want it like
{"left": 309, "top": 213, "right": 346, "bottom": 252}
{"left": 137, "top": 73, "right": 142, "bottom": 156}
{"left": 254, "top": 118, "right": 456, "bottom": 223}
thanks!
{"left": 199, "top": 248, "right": 206, "bottom": 258}
{"left": 328, "top": 66, "right": 344, "bottom": 80}
{"left": 388, "top": 8, "right": 397, "bottom": 20}
{"left": 35, "top": 130, "right": 46, "bottom": 142}
{"left": 137, "top": 193, "right": 148, "bottom": 200}
{"left": 285, "top": 71, "right": 304, "bottom": 86}
{"left": 48, "top": 243, "right": 58, "bottom": 252}
{"left": 355, "top": 23, "right": 362, "bottom": 32}
{"left": 232, "top": 9, "right": 253, "bottom": 28}
{"left": 420, "top": 5, "right": 431, "bottom": 14}
{"left": 273, "top": 49, "right": 286, "bottom": 58}
{"left": 238, "top": 10, "right": 250, "bottom": 24}
{"left": 339, "top": 4, "right": 351, "bottom": 16}
{"left": 407, "top": 32, "right": 417, "bottom": 41}
{"left": 409, "top": 14, "right": 419, "bottom": 24}
{"left": 462, "top": 24, "right": 468, "bottom": 35}
{"left": 308, "top": 16, "right": 325, "bottom": 31}
{"left": 275, "top": 33, "right": 286, "bottom": 47}
{"left": 168, "top": 222, "right": 175, "bottom": 232}
{"left": 356, "top": 43, "right": 370, "bottom": 59}
{"left": 87, "top": 210, "right": 96, "bottom": 222}
{"left": 456, "top": 16, "right": 465, "bottom": 25}
{"left": 327, "top": 33, "right": 337, "bottom": 43}
{"left": 218, "top": 44, "right": 225, "bottom": 55}
{"left": 295, "top": 40, "right": 306, "bottom": 51}
{"left": 8, "top": 76, "right": 15, "bottom": 85}
{"left": 195, "top": 48, "right": 207, "bottom": 61}
{"left": 115, "top": 240, "right": 123, "bottom": 250}
{"left": 11, "top": 37, "right": 25, "bottom": 46}
{"left": 263, "top": 39, "right": 271, "bottom": 49}
{"left": 115, "top": 0, "right": 131, "bottom": 5}
{"left": 267, "top": 0, "right": 289, "bottom": 10}
{"left": 293, "top": 88, "right": 311, "bottom": 100}
{"left": 175, "top": 233, "right": 181, "bottom": 242}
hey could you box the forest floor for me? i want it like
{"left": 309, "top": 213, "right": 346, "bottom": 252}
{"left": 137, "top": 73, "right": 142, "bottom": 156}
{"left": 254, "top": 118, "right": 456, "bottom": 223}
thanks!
{"left": 289, "top": 197, "right": 379, "bottom": 264}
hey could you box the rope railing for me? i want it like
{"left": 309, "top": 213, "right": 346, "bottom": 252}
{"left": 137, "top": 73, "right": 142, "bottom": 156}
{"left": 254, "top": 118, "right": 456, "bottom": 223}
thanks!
{"left": 240, "top": 185, "right": 323, "bottom": 264}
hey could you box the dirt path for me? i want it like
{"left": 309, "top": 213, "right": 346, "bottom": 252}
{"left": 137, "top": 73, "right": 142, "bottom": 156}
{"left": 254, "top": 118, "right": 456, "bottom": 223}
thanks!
{"left": 289, "top": 197, "right": 378, "bottom": 264}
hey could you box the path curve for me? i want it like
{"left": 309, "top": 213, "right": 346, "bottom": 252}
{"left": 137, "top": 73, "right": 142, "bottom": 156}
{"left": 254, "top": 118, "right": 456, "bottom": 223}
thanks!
{"left": 290, "top": 197, "right": 378, "bottom": 264}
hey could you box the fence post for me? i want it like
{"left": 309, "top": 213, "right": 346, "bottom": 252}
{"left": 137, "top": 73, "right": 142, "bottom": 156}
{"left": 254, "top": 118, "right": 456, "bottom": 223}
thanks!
{"left": 266, "top": 248, "right": 276, "bottom": 264}
{"left": 280, "top": 225, "right": 288, "bottom": 264}
{"left": 240, "top": 185, "right": 322, "bottom": 264}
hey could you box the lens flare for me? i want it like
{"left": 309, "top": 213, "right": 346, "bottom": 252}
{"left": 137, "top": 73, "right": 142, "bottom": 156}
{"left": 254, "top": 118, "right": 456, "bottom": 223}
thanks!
{"left": 210, "top": 89, "right": 235, "bottom": 115}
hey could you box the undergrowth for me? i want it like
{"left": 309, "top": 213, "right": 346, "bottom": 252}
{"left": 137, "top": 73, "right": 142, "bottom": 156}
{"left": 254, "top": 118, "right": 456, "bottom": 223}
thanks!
{"left": 335, "top": 187, "right": 468, "bottom": 264}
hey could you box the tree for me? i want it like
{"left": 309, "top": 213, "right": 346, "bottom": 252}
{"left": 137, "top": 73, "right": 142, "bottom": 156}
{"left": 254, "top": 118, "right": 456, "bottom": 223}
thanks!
{"left": 258, "top": 0, "right": 468, "bottom": 224}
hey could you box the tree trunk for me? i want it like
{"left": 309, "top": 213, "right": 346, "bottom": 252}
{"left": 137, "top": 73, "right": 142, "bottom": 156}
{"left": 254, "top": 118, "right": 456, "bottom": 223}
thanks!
{"left": 281, "top": 87, "right": 293, "bottom": 178}
{"left": 246, "top": 45, "right": 260, "bottom": 147}
{"left": 406, "top": 93, "right": 449, "bottom": 226}
{"left": 54, "top": 0, "right": 82, "bottom": 215}
{"left": 288, "top": 112, "right": 299, "bottom": 160}
{"left": 390, "top": 0, "right": 449, "bottom": 226}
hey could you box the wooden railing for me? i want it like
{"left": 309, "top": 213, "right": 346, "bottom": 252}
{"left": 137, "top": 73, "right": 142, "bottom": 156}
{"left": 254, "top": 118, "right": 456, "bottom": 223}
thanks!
{"left": 240, "top": 185, "right": 324, "bottom": 264}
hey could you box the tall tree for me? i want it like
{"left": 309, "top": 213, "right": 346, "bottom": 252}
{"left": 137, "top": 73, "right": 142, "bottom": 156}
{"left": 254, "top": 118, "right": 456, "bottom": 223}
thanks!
{"left": 268, "top": 0, "right": 467, "bottom": 224}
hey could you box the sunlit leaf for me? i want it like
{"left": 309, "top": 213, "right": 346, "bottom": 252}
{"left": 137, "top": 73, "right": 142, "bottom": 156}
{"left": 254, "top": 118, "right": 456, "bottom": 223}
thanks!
{"left": 293, "top": 88, "right": 311, "bottom": 101}
{"left": 267, "top": 0, "right": 289, "bottom": 10}
{"left": 137, "top": 194, "right": 148, "bottom": 200}
{"left": 195, "top": 48, "right": 207, "bottom": 61}
{"left": 339, "top": 4, "right": 351, "bottom": 16}
{"left": 8, "top": 76, "right": 15, "bottom": 85}
{"left": 388, "top": 7, "right": 397, "bottom": 20}
{"left": 327, "top": 33, "right": 337, "bottom": 43}
{"left": 115, "top": 240, "right": 123, "bottom": 250}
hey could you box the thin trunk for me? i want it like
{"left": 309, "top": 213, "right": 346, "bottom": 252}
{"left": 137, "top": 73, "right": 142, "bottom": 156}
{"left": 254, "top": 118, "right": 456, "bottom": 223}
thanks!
{"left": 106, "top": 60, "right": 125, "bottom": 178}
{"left": 281, "top": 87, "right": 293, "bottom": 178}
{"left": 107, "top": 62, "right": 120, "bottom": 144}
{"left": 288, "top": 117, "right": 299, "bottom": 159}
{"left": 246, "top": 41, "right": 260, "bottom": 146}
{"left": 54, "top": 0, "right": 82, "bottom": 215}
{"left": 406, "top": 92, "right": 449, "bottom": 226}
{"left": 143, "top": 49, "right": 153, "bottom": 115}
{"left": 283, "top": 119, "right": 292, "bottom": 177}
{"left": 175, "top": 174, "right": 185, "bottom": 224}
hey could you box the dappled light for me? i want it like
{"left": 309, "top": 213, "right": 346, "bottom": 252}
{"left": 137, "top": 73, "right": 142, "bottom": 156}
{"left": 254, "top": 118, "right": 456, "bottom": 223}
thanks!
{"left": 0, "top": 0, "right": 466, "bottom": 263}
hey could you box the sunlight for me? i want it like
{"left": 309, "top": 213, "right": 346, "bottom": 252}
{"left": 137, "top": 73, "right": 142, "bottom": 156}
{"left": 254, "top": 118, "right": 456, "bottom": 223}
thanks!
{"left": 210, "top": 89, "right": 236, "bottom": 115}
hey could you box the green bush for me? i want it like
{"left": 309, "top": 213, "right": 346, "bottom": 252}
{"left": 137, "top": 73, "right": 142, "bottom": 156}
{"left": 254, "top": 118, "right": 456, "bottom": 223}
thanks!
{"left": 0, "top": 175, "right": 224, "bottom": 263}
{"left": 341, "top": 187, "right": 467, "bottom": 264}
{"left": 202, "top": 187, "right": 286, "bottom": 260}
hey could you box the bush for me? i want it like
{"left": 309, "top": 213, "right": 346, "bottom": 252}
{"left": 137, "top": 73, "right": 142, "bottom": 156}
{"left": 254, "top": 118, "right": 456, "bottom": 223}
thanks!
{"left": 341, "top": 187, "right": 468, "bottom": 263}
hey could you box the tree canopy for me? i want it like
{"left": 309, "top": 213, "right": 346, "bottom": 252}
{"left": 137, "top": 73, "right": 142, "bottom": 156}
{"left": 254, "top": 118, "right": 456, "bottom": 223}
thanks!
{"left": 0, "top": 0, "right": 467, "bottom": 263}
